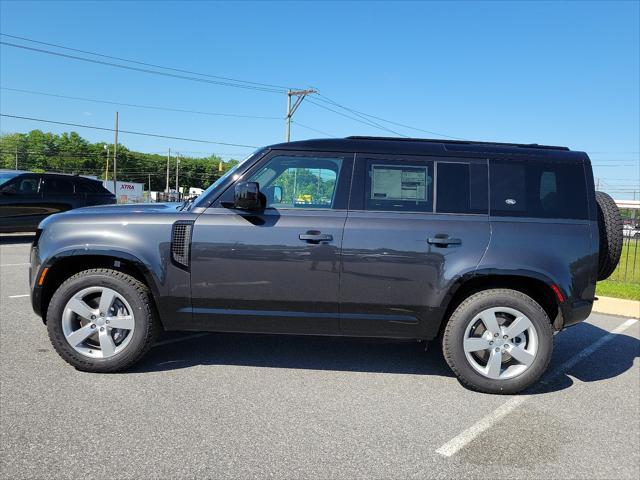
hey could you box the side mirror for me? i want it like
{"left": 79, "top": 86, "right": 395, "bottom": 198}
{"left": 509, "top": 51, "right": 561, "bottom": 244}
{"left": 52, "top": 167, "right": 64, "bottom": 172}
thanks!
{"left": 234, "top": 181, "right": 264, "bottom": 211}
{"left": 0, "top": 186, "right": 16, "bottom": 195}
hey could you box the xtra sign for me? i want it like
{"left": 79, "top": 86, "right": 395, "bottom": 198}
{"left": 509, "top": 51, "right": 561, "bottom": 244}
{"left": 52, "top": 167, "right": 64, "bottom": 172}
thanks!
{"left": 103, "top": 180, "right": 144, "bottom": 201}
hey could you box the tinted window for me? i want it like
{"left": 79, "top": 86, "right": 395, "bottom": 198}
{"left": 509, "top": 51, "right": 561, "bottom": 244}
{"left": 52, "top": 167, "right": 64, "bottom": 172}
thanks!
{"left": 43, "top": 177, "right": 74, "bottom": 194}
{"left": 490, "top": 160, "right": 588, "bottom": 219}
{"left": 248, "top": 155, "right": 343, "bottom": 209}
{"left": 76, "top": 180, "right": 109, "bottom": 193}
{"left": 364, "top": 159, "right": 433, "bottom": 212}
{"left": 3, "top": 175, "right": 40, "bottom": 195}
{"left": 0, "top": 171, "right": 21, "bottom": 186}
{"left": 436, "top": 162, "right": 488, "bottom": 214}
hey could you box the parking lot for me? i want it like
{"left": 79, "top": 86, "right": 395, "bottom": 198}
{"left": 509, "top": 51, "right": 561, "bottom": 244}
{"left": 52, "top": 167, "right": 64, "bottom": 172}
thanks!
{"left": 0, "top": 234, "right": 638, "bottom": 479}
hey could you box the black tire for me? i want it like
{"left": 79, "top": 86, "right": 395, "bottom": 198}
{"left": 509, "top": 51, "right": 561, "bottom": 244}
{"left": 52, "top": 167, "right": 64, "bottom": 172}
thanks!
{"left": 442, "top": 289, "right": 554, "bottom": 394}
{"left": 595, "top": 191, "right": 623, "bottom": 281}
{"left": 47, "top": 269, "right": 159, "bottom": 372}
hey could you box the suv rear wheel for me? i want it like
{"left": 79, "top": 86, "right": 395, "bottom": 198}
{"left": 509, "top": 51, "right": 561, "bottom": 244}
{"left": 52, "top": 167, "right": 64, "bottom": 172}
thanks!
{"left": 47, "top": 269, "right": 159, "bottom": 372}
{"left": 442, "top": 289, "right": 554, "bottom": 394}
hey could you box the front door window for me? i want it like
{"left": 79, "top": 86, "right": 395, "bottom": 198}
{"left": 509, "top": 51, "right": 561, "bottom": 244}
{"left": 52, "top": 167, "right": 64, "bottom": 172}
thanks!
{"left": 248, "top": 155, "right": 343, "bottom": 209}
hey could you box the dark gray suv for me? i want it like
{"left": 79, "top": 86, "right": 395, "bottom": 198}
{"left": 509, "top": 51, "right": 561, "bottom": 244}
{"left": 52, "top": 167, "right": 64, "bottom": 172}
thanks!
{"left": 29, "top": 137, "right": 623, "bottom": 394}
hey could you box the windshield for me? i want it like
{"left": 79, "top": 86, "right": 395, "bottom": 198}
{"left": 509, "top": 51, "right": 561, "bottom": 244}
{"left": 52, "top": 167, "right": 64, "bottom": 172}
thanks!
{"left": 192, "top": 148, "right": 266, "bottom": 208}
{"left": 0, "top": 171, "right": 21, "bottom": 187}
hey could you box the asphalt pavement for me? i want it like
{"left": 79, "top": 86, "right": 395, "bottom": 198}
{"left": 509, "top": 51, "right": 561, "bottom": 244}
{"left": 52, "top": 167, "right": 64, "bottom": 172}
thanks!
{"left": 1, "top": 234, "right": 638, "bottom": 479}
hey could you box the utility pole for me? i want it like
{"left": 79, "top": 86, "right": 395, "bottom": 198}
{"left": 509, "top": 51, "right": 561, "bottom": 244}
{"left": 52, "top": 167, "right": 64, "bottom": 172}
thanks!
{"left": 175, "top": 153, "right": 180, "bottom": 200}
{"left": 148, "top": 173, "right": 151, "bottom": 201}
{"left": 14, "top": 146, "right": 18, "bottom": 170}
{"left": 285, "top": 88, "right": 317, "bottom": 142}
{"left": 113, "top": 112, "right": 119, "bottom": 203}
{"left": 166, "top": 148, "right": 171, "bottom": 193}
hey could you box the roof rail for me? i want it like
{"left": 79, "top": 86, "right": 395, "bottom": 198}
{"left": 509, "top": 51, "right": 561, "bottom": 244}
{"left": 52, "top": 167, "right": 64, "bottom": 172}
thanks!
{"left": 345, "top": 136, "right": 570, "bottom": 151}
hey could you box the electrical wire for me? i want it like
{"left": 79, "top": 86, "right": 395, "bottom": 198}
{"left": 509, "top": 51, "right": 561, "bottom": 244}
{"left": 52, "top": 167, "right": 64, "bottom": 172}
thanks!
{"left": 291, "top": 121, "right": 335, "bottom": 137}
{"left": 0, "top": 114, "right": 258, "bottom": 148}
{"left": 1, "top": 87, "right": 282, "bottom": 120}
{"left": 314, "top": 92, "right": 464, "bottom": 140}
{"left": 0, "top": 41, "right": 284, "bottom": 94}
{"left": 0, "top": 33, "right": 293, "bottom": 92}
{"left": 306, "top": 98, "right": 406, "bottom": 136}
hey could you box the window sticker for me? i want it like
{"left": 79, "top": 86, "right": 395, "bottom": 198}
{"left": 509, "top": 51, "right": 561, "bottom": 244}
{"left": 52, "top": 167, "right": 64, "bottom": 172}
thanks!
{"left": 371, "top": 165, "right": 428, "bottom": 201}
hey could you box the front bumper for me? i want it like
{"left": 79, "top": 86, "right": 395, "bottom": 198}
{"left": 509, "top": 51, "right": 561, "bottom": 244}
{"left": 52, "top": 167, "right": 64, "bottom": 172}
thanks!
{"left": 29, "top": 238, "right": 44, "bottom": 319}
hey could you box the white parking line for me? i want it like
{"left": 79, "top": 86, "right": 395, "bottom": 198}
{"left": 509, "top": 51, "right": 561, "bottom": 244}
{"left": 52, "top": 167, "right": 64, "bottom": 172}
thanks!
{"left": 0, "top": 263, "right": 29, "bottom": 267}
{"left": 8, "top": 294, "right": 30, "bottom": 298}
{"left": 435, "top": 318, "right": 639, "bottom": 458}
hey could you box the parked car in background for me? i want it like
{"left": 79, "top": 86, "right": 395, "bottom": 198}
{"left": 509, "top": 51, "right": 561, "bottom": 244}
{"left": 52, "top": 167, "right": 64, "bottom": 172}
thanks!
{"left": 30, "top": 136, "right": 623, "bottom": 394}
{"left": 0, "top": 170, "right": 116, "bottom": 233}
{"left": 623, "top": 224, "right": 640, "bottom": 238}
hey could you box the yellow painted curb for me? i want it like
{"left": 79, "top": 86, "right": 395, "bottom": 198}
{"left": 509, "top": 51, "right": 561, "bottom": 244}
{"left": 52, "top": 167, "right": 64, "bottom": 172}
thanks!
{"left": 593, "top": 296, "right": 640, "bottom": 318}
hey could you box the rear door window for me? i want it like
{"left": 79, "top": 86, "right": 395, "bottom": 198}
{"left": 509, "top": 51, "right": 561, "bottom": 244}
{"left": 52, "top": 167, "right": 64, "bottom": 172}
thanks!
{"left": 490, "top": 160, "right": 588, "bottom": 219}
{"left": 43, "top": 177, "right": 75, "bottom": 194}
{"left": 363, "top": 158, "right": 433, "bottom": 212}
{"left": 76, "top": 180, "right": 109, "bottom": 194}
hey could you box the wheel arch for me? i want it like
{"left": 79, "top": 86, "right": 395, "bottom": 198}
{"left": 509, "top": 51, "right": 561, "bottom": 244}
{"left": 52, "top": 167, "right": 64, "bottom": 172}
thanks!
{"left": 438, "top": 270, "right": 564, "bottom": 337}
{"left": 37, "top": 250, "right": 162, "bottom": 326}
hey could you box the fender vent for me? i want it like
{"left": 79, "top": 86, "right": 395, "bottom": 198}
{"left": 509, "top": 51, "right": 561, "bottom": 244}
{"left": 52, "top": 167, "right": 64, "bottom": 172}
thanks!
{"left": 171, "top": 221, "right": 193, "bottom": 270}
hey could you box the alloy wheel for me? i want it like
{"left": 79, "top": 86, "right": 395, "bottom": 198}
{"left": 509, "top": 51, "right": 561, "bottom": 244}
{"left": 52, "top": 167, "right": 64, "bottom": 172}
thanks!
{"left": 462, "top": 306, "right": 539, "bottom": 380}
{"left": 61, "top": 286, "right": 135, "bottom": 359}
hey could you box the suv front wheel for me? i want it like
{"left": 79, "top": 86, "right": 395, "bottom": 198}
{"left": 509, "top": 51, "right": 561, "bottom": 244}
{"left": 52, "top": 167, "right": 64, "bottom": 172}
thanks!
{"left": 442, "top": 289, "right": 554, "bottom": 394}
{"left": 47, "top": 269, "right": 159, "bottom": 372}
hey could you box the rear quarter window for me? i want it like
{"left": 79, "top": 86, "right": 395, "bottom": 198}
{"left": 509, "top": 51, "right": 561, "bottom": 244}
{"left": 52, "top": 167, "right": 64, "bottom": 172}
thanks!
{"left": 490, "top": 160, "right": 588, "bottom": 219}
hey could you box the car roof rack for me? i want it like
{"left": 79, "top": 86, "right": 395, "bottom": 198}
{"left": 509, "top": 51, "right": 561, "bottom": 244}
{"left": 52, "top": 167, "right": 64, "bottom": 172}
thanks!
{"left": 345, "top": 136, "right": 570, "bottom": 151}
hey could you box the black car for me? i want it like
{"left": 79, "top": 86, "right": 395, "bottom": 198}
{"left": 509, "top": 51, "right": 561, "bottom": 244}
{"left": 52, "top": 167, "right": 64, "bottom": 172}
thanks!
{"left": 29, "top": 137, "right": 623, "bottom": 394}
{"left": 0, "top": 170, "right": 116, "bottom": 233}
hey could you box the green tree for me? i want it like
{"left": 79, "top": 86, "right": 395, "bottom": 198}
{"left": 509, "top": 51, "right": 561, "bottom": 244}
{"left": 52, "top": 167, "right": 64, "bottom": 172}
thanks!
{"left": 0, "top": 130, "right": 234, "bottom": 191}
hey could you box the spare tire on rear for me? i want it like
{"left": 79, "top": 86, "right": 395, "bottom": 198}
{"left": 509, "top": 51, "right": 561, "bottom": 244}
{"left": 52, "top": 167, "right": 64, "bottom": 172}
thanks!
{"left": 595, "top": 191, "right": 623, "bottom": 280}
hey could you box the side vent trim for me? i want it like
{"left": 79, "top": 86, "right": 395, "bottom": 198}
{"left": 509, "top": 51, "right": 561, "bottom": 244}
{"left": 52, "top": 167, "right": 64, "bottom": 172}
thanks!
{"left": 171, "top": 220, "right": 194, "bottom": 271}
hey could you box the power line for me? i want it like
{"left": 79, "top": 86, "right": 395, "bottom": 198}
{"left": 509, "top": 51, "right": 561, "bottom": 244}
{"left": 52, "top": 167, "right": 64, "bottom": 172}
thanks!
{"left": 0, "top": 41, "right": 284, "bottom": 94}
{"left": 0, "top": 114, "right": 258, "bottom": 148}
{"left": 313, "top": 95, "right": 408, "bottom": 137}
{"left": 314, "top": 92, "right": 464, "bottom": 140}
{"left": 1, "top": 87, "right": 282, "bottom": 120}
{"left": 306, "top": 98, "right": 406, "bottom": 136}
{"left": 291, "top": 121, "right": 335, "bottom": 137}
{"left": 0, "top": 33, "right": 293, "bottom": 92}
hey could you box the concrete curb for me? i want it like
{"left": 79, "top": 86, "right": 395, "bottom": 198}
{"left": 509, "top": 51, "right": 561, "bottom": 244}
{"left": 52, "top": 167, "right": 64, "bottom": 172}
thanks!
{"left": 592, "top": 296, "right": 640, "bottom": 318}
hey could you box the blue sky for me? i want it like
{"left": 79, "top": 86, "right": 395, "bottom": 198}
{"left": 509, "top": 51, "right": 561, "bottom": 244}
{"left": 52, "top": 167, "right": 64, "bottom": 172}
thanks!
{"left": 1, "top": 0, "right": 638, "bottom": 198}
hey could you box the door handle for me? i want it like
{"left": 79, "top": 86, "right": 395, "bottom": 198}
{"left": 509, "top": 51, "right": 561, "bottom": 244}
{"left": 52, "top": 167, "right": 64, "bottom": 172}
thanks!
{"left": 427, "top": 236, "right": 461, "bottom": 247}
{"left": 299, "top": 232, "right": 333, "bottom": 243}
